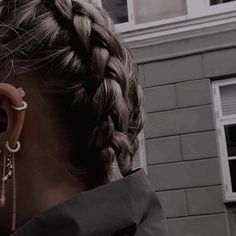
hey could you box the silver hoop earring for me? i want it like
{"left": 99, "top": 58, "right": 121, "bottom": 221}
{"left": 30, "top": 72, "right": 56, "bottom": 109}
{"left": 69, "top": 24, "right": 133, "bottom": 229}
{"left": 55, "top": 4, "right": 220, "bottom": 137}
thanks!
{"left": 11, "top": 101, "right": 28, "bottom": 111}
{"left": 6, "top": 141, "right": 21, "bottom": 153}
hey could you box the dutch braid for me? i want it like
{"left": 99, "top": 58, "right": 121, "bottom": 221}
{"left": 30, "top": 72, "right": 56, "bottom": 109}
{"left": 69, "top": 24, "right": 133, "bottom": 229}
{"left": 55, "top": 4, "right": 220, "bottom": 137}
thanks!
{"left": 0, "top": 0, "right": 145, "bottom": 184}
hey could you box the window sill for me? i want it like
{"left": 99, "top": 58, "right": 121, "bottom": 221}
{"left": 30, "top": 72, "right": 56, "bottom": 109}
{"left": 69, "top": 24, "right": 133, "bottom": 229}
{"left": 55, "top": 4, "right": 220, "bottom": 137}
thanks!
{"left": 120, "top": 10, "right": 236, "bottom": 47}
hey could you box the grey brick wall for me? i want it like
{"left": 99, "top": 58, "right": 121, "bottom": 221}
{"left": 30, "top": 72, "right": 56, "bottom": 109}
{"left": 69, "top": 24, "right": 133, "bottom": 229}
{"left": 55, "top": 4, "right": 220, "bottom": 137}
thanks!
{"left": 133, "top": 33, "right": 236, "bottom": 235}
{"left": 168, "top": 214, "right": 228, "bottom": 236}
{"left": 145, "top": 105, "right": 214, "bottom": 138}
{"left": 181, "top": 131, "right": 218, "bottom": 160}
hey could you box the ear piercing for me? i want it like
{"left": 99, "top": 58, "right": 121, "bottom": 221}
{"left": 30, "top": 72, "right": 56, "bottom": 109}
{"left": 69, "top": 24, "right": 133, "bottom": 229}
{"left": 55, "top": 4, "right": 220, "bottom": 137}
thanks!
{"left": 12, "top": 87, "right": 27, "bottom": 111}
{"left": 6, "top": 141, "right": 21, "bottom": 153}
{"left": 11, "top": 101, "right": 28, "bottom": 111}
{"left": 0, "top": 143, "right": 16, "bottom": 206}
{"left": 0, "top": 141, "right": 20, "bottom": 232}
{"left": 0, "top": 148, "right": 6, "bottom": 208}
{"left": 0, "top": 143, "right": 21, "bottom": 208}
{"left": 0, "top": 90, "right": 27, "bottom": 232}
{"left": 17, "top": 87, "right": 25, "bottom": 98}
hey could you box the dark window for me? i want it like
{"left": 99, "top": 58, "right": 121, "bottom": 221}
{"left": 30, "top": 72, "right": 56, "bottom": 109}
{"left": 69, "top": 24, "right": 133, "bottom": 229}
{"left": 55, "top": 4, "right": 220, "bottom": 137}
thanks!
{"left": 229, "top": 160, "right": 236, "bottom": 192}
{"left": 102, "top": 0, "right": 128, "bottom": 24}
{"left": 224, "top": 124, "right": 236, "bottom": 157}
{"left": 220, "top": 84, "right": 236, "bottom": 116}
{"left": 210, "top": 0, "right": 236, "bottom": 5}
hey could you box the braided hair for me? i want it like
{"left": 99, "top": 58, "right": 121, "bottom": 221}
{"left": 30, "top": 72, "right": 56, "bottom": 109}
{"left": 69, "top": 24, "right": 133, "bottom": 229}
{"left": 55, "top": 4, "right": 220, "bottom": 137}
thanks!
{"left": 0, "top": 0, "right": 145, "bottom": 185}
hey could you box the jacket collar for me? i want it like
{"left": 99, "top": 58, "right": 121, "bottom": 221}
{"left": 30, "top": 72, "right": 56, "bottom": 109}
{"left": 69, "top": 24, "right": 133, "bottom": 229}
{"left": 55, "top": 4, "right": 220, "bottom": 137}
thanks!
{"left": 11, "top": 169, "right": 168, "bottom": 236}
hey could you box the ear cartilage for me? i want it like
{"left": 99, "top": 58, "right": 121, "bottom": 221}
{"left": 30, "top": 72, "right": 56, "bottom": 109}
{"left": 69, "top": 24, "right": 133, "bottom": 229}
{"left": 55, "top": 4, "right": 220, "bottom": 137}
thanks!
{"left": 11, "top": 101, "right": 28, "bottom": 111}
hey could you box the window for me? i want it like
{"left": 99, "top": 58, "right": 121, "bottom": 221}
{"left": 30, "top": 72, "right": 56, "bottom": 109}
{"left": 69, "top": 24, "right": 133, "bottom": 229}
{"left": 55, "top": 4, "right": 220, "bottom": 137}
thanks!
{"left": 210, "top": 0, "right": 236, "bottom": 5}
{"left": 212, "top": 78, "right": 236, "bottom": 202}
{"left": 93, "top": 0, "right": 236, "bottom": 34}
{"left": 133, "top": 0, "right": 187, "bottom": 24}
{"left": 187, "top": 0, "right": 236, "bottom": 17}
{"left": 95, "top": 0, "right": 134, "bottom": 28}
{"left": 101, "top": 0, "right": 128, "bottom": 24}
{"left": 97, "top": 0, "right": 187, "bottom": 25}
{"left": 99, "top": 0, "right": 129, "bottom": 24}
{"left": 95, "top": 0, "right": 188, "bottom": 30}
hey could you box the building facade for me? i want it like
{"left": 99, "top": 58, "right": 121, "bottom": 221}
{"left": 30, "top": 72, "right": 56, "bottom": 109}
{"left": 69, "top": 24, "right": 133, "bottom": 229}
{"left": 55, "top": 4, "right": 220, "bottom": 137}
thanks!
{"left": 96, "top": 0, "right": 236, "bottom": 235}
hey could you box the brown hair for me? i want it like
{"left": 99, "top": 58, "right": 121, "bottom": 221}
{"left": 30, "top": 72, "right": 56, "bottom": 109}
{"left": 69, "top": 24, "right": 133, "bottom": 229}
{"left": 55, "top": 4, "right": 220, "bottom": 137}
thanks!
{"left": 0, "top": 0, "right": 145, "bottom": 185}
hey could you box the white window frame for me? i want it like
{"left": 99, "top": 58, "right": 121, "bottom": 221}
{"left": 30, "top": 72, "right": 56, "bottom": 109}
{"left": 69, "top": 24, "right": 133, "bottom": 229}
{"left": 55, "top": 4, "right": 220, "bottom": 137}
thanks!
{"left": 132, "top": 130, "right": 147, "bottom": 174}
{"left": 212, "top": 78, "right": 236, "bottom": 202}
{"left": 193, "top": 0, "right": 236, "bottom": 17}
{"left": 132, "top": 0, "right": 236, "bottom": 31}
{"left": 94, "top": 0, "right": 236, "bottom": 35}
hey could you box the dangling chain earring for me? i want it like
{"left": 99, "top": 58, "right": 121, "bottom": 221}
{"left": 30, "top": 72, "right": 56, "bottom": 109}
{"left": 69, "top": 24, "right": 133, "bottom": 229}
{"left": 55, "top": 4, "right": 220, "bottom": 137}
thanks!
{"left": 0, "top": 90, "right": 27, "bottom": 232}
{"left": 0, "top": 141, "right": 20, "bottom": 231}
{"left": 0, "top": 147, "right": 6, "bottom": 207}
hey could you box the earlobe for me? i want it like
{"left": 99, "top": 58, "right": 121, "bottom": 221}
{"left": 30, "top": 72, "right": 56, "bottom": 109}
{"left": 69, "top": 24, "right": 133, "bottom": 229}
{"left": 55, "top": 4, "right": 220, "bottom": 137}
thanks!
{"left": 0, "top": 83, "right": 27, "bottom": 149}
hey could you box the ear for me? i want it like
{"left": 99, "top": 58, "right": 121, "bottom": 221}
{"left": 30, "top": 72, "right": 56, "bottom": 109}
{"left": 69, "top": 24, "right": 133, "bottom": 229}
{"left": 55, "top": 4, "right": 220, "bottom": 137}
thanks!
{"left": 0, "top": 83, "right": 26, "bottom": 149}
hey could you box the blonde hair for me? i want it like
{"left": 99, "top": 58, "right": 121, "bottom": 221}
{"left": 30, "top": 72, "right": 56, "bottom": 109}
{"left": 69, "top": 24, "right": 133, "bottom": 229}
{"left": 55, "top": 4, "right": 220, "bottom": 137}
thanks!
{"left": 0, "top": 0, "right": 145, "bottom": 184}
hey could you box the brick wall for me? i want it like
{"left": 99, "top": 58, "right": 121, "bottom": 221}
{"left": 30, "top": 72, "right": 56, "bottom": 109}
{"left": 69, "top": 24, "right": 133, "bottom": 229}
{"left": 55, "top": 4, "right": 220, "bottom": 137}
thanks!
{"left": 133, "top": 40, "right": 236, "bottom": 235}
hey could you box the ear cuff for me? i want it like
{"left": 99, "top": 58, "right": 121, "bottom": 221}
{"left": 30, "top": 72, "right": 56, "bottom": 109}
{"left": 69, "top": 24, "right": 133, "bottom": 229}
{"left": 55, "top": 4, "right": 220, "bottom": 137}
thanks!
{"left": 11, "top": 101, "right": 28, "bottom": 111}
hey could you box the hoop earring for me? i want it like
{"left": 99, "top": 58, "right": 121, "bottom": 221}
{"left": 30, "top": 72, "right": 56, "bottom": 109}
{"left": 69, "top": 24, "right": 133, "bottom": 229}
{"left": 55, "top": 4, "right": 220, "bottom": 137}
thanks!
{"left": 11, "top": 101, "right": 28, "bottom": 111}
{"left": 0, "top": 141, "right": 21, "bottom": 232}
{"left": 6, "top": 141, "right": 21, "bottom": 153}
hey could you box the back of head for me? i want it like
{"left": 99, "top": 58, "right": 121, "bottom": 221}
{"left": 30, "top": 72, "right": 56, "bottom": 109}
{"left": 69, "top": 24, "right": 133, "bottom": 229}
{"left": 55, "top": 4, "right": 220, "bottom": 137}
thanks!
{"left": 0, "top": 0, "right": 145, "bottom": 185}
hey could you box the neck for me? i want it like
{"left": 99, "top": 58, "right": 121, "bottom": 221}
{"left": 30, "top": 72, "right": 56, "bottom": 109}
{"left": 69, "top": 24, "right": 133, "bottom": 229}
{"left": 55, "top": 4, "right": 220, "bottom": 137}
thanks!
{"left": 0, "top": 90, "right": 88, "bottom": 234}
{"left": 18, "top": 158, "right": 86, "bottom": 226}
{"left": 0, "top": 151, "right": 87, "bottom": 235}
{"left": 0, "top": 79, "right": 90, "bottom": 235}
{"left": 0, "top": 173, "right": 85, "bottom": 236}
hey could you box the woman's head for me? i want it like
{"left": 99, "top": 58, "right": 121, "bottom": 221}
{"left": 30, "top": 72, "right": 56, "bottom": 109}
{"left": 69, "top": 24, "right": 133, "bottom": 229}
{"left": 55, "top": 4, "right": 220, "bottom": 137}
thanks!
{"left": 0, "top": 0, "right": 144, "bottom": 185}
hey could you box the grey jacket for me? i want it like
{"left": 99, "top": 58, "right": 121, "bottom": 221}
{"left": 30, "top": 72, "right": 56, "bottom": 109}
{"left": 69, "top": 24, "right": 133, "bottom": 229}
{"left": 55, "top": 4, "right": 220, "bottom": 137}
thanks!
{"left": 11, "top": 169, "right": 168, "bottom": 236}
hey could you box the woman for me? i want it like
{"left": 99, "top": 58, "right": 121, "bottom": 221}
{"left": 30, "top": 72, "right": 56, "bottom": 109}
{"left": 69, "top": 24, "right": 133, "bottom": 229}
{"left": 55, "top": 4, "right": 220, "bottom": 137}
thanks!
{"left": 0, "top": 0, "right": 168, "bottom": 235}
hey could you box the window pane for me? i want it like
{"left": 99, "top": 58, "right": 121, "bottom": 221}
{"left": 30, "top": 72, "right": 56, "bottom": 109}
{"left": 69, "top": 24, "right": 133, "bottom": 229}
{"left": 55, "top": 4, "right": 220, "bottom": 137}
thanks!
{"left": 210, "top": 0, "right": 236, "bottom": 5}
{"left": 134, "top": 0, "right": 187, "bottom": 24}
{"left": 229, "top": 160, "right": 236, "bottom": 192}
{"left": 220, "top": 84, "right": 236, "bottom": 116}
{"left": 225, "top": 124, "right": 236, "bottom": 157}
{"left": 102, "top": 0, "right": 128, "bottom": 24}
